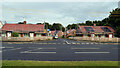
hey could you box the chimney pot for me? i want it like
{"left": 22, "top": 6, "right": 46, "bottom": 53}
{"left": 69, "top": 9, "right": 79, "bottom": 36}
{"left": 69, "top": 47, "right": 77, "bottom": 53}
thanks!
{"left": 94, "top": 24, "right": 96, "bottom": 26}
{"left": 24, "top": 21, "right": 26, "bottom": 24}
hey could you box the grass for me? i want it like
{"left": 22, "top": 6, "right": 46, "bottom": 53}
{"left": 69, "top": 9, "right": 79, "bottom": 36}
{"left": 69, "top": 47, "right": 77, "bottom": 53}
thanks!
{"left": 2, "top": 60, "right": 119, "bottom": 66}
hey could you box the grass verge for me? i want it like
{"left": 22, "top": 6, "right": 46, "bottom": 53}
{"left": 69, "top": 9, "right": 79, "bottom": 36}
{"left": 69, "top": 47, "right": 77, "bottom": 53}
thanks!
{"left": 2, "top": 60, "right": 119, "bottom": 66}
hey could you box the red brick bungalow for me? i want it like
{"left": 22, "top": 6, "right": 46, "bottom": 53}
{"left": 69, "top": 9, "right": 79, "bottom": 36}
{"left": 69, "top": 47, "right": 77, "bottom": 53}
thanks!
{"left": 1, "top": 21, "right": 46, "bottom": 37}
{"left": 66, "top": 29, "right": 76, "bottom": 37}
{"left": 49, "top": 30, "right": 63, "bottom": 37}
{"left": 76, "top": 24, "right": 115, "bottom": 38}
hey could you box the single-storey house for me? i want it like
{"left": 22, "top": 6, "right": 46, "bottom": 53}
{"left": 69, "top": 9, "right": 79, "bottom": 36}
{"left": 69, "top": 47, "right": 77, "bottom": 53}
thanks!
{"left": 66, "top": 29, "right": 76, "bottom": 37}
{"left": 1, "top": 21, "right": 47, "bottom": 37}
{"left": 76, "top": 24, "right": 115, "bottom": 38}
{"left": 49, "top": 30, "right": 63, "bottom": 37}
{"left": 0, "top": 21, "right": 3, "bottom": 37}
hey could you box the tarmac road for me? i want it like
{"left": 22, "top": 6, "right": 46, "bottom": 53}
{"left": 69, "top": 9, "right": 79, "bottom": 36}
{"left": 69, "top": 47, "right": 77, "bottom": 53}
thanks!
{"left": 1, "top": 39, "right": 119, "bottom": 61}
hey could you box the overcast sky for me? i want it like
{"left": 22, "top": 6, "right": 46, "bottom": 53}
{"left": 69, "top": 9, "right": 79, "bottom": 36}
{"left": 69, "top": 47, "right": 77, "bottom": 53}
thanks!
{"left": 1, "top": 2, "right": 118, "bottom": 26}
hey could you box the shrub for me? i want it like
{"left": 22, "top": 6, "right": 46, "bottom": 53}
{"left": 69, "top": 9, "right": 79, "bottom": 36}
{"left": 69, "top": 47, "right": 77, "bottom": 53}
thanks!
{"left": 12, "top": 32, "right": 19, "bottom": 37}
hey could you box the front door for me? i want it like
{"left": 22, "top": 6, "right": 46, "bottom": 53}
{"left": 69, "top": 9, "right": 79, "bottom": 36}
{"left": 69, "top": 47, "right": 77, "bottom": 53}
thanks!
{"left": 7, "top": 32, "right": 11, "bottom": 37}
{"left": 109, "top": 34, "right": 112, "bottom": 38}
{"left": 30, "top": 33, "right": 34, "bottom": 37}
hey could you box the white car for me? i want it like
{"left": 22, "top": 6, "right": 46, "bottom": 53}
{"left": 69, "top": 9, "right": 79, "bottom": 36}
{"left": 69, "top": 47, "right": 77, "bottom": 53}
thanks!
{"left": 55, "top": 36, "right": 58, "bottom": 39}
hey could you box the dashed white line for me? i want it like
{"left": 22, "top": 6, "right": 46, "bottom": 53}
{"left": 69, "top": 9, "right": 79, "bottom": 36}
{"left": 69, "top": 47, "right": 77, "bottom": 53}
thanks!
{"left": 10, "top": 48, "right": 21, "bottom": 50}
{"left": 72, "top": 43, "right": 76, "bottom": 44}
{"left": 95, "top": 43, "right": 99, "bottom": 44}
{"left": 3, "top": 48, "right": 21, "bottom": 52}
{"left": 90, "top": 43, "right": 94, "bottom": 44}
{"left": 81, "top": 43, "right": 85, "bottom": 44}
{"left": 53, "top": 43, "right": 56, "bottom": 44}
{"left": 75, "top": 52, "right": 110, "bottom": 54}
{"left": 66, "top": 41, "right": 70, "bottom": 44}
{"left": 86, "top": 43, "right": 89, "bottom": 44}
{"left": 71, "top": 48, "right": 100, "bottom": 49}
{"left": 77, "top": 43, "right": 80, "bottom": 44}
{"left": 20, "top": 52, "right": 56, "bottom": 54}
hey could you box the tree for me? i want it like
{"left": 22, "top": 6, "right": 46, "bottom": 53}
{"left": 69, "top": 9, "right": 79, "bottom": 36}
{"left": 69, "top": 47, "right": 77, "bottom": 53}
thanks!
{"left": 12, "top": 32, "right": 19, "bottom": 37}
{"left": 85, "top": 20, "right": 93, "bottom": 26}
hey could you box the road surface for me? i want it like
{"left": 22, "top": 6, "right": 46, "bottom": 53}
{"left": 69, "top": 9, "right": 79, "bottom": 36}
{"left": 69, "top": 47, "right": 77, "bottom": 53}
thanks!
{"left": 1, "top": 39, "right": 119, "bottom": 61}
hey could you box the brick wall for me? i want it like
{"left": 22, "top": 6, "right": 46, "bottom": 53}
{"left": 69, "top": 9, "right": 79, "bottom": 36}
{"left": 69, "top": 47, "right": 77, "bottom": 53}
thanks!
{"left": 1, "top": 36, "right": 53, "bottom": 41}
{"left": 69, "top": 37, "right": 120, "bottom": 42}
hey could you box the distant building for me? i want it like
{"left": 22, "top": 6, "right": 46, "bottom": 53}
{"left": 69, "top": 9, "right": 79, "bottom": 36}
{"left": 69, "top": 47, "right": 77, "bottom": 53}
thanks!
{"left": 49, "top": 30, "right": 63, "bottom": 37}
{"left": 0, "top": 21, "right": 3, "bottom": 37}
{"left": 76, "top": 24, "right": 115, "bottom": 38}
{"left": 66, "top": 29, "right": 76, "bottom": 37}
{"left": 0, "top": 21, "right": 3, "bottom": 29}
{"left": 1, "top": 21, "right": 46, "bottom": 37}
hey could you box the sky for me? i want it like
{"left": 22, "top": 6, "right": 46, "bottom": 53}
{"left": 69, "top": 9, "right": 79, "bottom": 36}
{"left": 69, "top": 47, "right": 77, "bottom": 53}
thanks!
{"left": 0, "top": 2, "right": 118, "bottom": 26}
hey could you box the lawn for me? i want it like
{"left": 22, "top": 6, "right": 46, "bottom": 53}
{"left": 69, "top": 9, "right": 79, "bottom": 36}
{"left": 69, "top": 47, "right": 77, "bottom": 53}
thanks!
{"left": 2, "top": 60, "right": 119, "bottom": 66}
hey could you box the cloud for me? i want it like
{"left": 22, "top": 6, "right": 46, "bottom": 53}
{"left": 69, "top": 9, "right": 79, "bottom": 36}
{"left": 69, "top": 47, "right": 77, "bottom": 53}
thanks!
{"left": 1, "top": 2, "right": 118, "bottom": 26}
{"left": 2, "top": 0, "right": 120, "bottom": 2}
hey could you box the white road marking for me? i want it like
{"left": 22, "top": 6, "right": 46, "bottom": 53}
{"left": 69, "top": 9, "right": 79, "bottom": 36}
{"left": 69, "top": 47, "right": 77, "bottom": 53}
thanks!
{"left": 6, "top": 47, "right": 14, "bottom": 48}
{"left": 0, "top": 47, "right": 5, "bottom": 48}
{"left": 48, "top": 43, "right": 52, "bottom": 44}
{"left": 113, "top": 43, "right": 118, "bottom": 45}
{"left": 104, "top": 43, "right": 108, "bottom": 44}
{"left": 71, "top": 48, "right": 100, "bottom": 49}
{"left": 22, "top": 47, "right": 56, "bottom": 53}
{"left": 81, "top": 43, "right": 85, "bottom": 44}
{"left": 42, "top": 43, "right": 47, "bottom": 44}
{"left": 53, "top": 43, "right": 56, "bottom": 44}
{"left": 41, "top": 48, "right": 56, "bottom": 49}
{"left": 20, "top": 52, "right": 56, "bottom": 54}
{"left": 77, "top": 43, "right": 80, "bottom": 44}
{"left": 66, "top": 41, "right": 70, "bottom": 44}
{"left": 72, "top": 43, "right": 76, "bottom": 44}
{"left": 24, "top": 48, "right": 42, "bottom": 52}
{"left": 38, "top": 43, "right": 42, "bottom": 44}
{"left": 90, "top": 43, "right": 94, "bottom": 44}
{"left": 75, "top": 52, "right": 110, "bottom": 54}
{"left": 3, "top": 48, "right": 21, "bottom": 52}
{"left": 86, "top": 43, "right": 89, "bottom": 44}
{"left": 10, "top": 48, "right": 21, "bottom": 50}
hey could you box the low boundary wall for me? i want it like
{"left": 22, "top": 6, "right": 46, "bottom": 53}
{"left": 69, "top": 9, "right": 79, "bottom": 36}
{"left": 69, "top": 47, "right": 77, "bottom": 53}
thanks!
{"left": 69, "top": 37, "right": 120, "bottom": 42}
{"left": 1, "top": 36, "right": 53, "bottom": 42}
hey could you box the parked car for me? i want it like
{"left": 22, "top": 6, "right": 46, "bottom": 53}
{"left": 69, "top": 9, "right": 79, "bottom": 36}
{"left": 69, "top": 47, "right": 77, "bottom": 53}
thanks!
{"left": 53, "top": 36, "right": 58, "bottom": 39}
{"left": 55, "top": 36, "right": 58, "bottom": 39}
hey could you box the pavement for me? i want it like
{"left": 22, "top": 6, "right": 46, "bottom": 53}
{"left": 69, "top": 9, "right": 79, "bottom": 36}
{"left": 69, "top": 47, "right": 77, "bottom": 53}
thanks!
{"left": 1, "top": 39, "right": 119, "bottom": 61}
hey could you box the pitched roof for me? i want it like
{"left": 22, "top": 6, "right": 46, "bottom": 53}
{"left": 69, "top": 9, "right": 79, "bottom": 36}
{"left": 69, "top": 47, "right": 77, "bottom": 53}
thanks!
{"left": 67, "top": 29, "right": 76, "bottom": 34}
{"left": 1, "top": 23, "right": 44, "bottom": 32}
{"left": 50, "top": 30, "right": 56, "bottom": 34}
{"left": 78, "top": 26, "right": 115, "bottom": 33}
{"left": 50, "top": 30, "right": 62, "bottom": 34}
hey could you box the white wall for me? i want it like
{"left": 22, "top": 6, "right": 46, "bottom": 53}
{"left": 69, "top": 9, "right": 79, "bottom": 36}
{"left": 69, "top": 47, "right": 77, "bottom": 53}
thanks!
{"left": 7, "top": 32, "right": 12, "bottom": 37}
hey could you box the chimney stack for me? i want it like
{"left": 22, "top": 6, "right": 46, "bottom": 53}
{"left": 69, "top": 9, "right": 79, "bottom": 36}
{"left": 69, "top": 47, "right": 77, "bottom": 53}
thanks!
{"left": 93, "top": 24, "right": 96, "bottom": 26}
{"left": 23, "top": 21, "right": 26, "bottom": 24}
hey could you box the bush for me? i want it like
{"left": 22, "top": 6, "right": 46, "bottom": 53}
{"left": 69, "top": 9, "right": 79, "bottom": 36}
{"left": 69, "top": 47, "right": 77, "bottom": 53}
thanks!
{"left": 12, "top": 32, "right": 19, "bottom": 37}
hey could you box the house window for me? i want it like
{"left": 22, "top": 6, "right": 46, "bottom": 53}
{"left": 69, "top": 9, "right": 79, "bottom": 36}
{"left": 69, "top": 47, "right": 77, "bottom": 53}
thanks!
{"left": 36, "top": 34, "right": 41, "bottom": 37}
{"left": 23, "top": 33, "right": 29, "bottom": 37}
{"left": 76, "top": 34, "right": 83, "bottom": 37}
{"left": 88, "top": 34, "right": 91, "bottom": 37}
{"left": 105, "top": 34, "right": 109, "bottom": 37}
